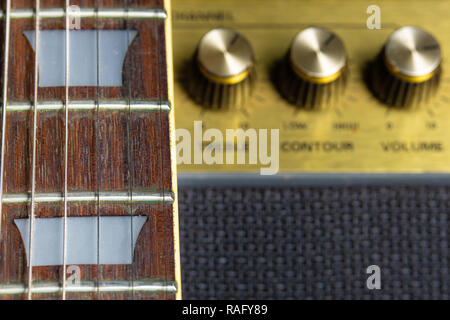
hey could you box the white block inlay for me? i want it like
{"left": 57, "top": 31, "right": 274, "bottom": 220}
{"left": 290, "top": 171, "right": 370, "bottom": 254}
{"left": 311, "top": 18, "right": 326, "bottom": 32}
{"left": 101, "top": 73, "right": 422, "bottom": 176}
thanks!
{"left": 15, "top": 216, "right": 147, "bottom": 266}
{"left": 24, "top": 30, "right": 137, "bottom": 87}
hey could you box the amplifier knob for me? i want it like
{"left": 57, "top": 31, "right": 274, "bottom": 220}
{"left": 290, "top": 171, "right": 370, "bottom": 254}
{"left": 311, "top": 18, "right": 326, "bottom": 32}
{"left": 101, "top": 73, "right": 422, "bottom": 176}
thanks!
{"left": 187, "top": 28, "right": 256, "bottom": 110}
{"left": 370, "top": 26, "right": 441, "bottom": 108}
{"left": 277, "top": 26, "right": 348, "bottom": 110}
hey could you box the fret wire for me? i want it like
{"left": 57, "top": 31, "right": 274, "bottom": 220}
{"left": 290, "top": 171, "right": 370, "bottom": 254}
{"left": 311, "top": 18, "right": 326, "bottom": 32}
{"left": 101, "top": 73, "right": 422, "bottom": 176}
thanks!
{"left": 1, "top": 191, "right": 174, "bottom": 204}
{"left": 0, "top": 0, "right": 11, "bottom": 248}
{"left": 0, "top": 281, "right": 177, "bottom": 295}
{"left": 0, "top": 8, "right": 167, "bottom": 20}
{"left": 5, "top": 100, "right": 171, "bottom": 112}
{"left": 28, "top": 0, "right": 41, "bottom": 300}
{"left": 62, "top": 0, "right": 70, "bottom": 301}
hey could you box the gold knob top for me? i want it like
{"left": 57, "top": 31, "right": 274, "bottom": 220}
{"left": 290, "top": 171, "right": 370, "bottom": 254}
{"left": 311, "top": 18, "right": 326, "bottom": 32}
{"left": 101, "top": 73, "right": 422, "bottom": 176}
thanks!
{"left": 197, "top": 28, "right": 254, "bottom": 85}
{"left": 290, "top": 26, "right": 347, "bottom": 84}
{"left": 384, "top": 26, "right": 441, "bottom": 83}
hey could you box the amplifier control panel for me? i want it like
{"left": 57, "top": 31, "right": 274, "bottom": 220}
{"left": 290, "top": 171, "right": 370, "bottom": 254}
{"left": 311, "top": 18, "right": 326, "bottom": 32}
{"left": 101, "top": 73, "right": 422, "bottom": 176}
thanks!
{"left": 172, "top": 0, "right": 450, "bottom": 177}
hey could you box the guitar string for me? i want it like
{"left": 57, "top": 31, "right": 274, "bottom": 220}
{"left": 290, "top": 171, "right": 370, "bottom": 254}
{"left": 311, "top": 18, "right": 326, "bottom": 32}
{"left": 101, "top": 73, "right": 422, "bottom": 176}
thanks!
{"left": 62, "top": 0, "right": 71, "bottom": 300}
{"left": 155, "top": 9, "right": 168, "bottom": 299}
{"left": 125, "top": 0, "right": 136, "bottom": 299}
{"left": 28, "top": 0, "right": 41, "bottom": 300}
{"left": 0, "top": 0, "right": 11, "bottom": 250}
{"left": 95, "top": 0, "right": 101, "bottom": 299}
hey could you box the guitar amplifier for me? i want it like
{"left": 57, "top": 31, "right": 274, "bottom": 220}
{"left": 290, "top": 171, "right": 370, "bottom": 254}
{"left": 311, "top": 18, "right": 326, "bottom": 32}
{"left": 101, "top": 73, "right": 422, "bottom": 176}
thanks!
{"left": 172, "top": 0, "right": 450, "bottom": 299}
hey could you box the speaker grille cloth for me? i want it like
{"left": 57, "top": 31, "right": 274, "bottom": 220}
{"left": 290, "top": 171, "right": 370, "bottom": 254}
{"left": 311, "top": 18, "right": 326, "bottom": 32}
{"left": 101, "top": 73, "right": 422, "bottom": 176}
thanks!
{"left": 179, "top": 186, "right": 449, "bottom": 299}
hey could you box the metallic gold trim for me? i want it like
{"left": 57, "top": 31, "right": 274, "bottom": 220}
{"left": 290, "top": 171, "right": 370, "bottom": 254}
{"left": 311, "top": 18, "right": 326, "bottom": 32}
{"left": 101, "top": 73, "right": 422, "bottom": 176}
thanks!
{"left": 199, "top": 62, "right": 250, "bottom": 85}
{"left": 290, "top": 57, "right": 344, "bottom": 84}
{"left": 384, "top": 53, "right": 438, "bottom": 83}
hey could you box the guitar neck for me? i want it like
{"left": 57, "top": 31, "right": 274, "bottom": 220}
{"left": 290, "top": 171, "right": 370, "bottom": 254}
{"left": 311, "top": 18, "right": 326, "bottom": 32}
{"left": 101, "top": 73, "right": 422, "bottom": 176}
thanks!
{"left": 0, "top": 0, "right": 180, "bottom": 300}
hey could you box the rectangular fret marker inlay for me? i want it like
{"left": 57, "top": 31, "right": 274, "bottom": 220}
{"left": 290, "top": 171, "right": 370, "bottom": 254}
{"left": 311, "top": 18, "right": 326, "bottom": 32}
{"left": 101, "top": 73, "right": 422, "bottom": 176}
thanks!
{"left": 15, "top": 216, "right": 147, "bottom": 266}
{"left": 24, "top": 30, "right": 137, "bottom": 87}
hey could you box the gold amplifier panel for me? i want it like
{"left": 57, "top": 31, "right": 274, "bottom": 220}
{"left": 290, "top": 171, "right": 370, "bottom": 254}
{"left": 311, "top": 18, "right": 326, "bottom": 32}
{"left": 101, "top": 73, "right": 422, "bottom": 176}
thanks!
{"left": 172, "top": 0, "right": 450, "bottom": 176}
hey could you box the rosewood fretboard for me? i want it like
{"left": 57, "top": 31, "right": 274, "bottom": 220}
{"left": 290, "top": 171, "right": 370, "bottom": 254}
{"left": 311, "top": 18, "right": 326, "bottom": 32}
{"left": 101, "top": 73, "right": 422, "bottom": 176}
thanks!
{"left": 0, "top": 0, "right": 180, "bottom": 300}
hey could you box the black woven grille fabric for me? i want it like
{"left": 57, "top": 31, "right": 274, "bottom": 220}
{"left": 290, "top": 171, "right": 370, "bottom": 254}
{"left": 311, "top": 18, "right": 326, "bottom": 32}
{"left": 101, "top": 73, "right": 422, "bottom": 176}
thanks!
{"left": 178, "top": 186, "right": 449, "bottom": 300}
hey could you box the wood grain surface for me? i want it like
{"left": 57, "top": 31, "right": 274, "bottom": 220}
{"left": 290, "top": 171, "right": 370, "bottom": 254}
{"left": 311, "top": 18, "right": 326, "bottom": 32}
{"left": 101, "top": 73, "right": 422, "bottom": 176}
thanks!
{"left": 0, "top": 0, "right": 177, "bottom": 300}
